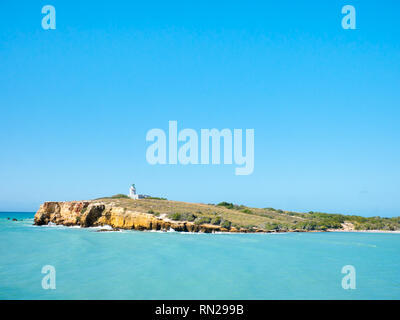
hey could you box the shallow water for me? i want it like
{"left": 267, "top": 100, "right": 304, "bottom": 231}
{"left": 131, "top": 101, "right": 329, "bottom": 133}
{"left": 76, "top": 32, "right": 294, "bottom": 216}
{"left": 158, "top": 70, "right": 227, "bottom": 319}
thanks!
{"left": 1, "top": 212, "right": 399, "bottom": 299}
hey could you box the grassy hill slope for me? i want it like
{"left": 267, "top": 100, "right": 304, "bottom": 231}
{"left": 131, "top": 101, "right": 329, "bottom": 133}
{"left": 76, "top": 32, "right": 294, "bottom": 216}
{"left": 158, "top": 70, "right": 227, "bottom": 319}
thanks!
{"left": 97, "top": 196, "right": 400, "bottom": 232}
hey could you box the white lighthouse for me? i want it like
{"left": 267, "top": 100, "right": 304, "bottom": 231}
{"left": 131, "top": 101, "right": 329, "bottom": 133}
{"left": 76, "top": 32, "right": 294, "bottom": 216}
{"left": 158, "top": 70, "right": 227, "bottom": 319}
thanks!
{"left": 128, "top": 183, "right": 150, "bottom": 200}
{"left": 129, "top": 184, "right": 139, "bottom": 200}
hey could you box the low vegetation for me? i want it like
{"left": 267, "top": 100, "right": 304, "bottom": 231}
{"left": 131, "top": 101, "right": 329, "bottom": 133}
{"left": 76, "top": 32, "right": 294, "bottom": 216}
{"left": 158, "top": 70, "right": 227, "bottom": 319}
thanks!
{"left": 96, "top": 197, "right": 400, "bottom": 231}
{"left": 146, "top": 196, "right": 167, "bottom": 200}
{"left": 96, "top": 194, "right": 130, "bottom": 200}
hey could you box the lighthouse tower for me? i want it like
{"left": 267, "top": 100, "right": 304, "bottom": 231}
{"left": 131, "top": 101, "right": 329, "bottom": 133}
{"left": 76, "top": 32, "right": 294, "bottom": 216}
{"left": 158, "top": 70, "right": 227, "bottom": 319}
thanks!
{"left": 129, "top": 184, "right": 139, "bottom": 200}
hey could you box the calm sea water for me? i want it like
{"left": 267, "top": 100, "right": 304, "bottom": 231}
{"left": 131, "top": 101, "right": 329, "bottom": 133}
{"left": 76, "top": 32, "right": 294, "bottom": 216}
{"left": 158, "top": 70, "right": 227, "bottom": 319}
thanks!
{"left": 1, "top": 212, "right": 399, "bottom": 300}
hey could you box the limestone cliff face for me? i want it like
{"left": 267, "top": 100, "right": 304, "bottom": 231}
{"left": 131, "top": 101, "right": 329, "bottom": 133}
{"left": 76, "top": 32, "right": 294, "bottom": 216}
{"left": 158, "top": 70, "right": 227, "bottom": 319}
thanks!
{"left": 34, "top": 201, "right": 226, "bottom": 233}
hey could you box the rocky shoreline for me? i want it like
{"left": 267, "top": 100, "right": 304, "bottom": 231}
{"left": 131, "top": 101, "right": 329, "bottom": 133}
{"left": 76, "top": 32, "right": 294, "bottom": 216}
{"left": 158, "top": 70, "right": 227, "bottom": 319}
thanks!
{"left": 34, "top": 200, "right": 400, "bottom": 234}
{"left": 33, "top": 200, "right": 318, "bottom": 233}
{"left": 33, "top": 201, "right": 252, "bottom": 233}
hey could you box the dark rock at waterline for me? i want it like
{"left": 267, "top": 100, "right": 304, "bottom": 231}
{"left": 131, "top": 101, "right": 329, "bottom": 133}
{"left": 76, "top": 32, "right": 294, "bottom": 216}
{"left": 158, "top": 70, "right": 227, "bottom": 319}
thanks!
{"left": 12, "top": 218, "right": 18, "bottom": 221}
{"left": 95, "top": 228, "right": 120, "bottom": 232}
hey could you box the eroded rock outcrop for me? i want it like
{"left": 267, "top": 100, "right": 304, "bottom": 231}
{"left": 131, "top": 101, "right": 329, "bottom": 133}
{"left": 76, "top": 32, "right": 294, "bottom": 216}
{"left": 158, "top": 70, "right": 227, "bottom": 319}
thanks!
{"left": 34, "top": 201, "right": 226, "bottom": 233}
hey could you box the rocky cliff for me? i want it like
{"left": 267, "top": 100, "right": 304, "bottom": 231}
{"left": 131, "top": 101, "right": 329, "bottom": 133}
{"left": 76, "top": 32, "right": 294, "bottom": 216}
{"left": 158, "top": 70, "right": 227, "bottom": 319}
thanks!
{"left": 33, "top": 201, "right": 233, "bottom": 233}
{"left": 33, "top": 198, "right": 400, "bottom": 232}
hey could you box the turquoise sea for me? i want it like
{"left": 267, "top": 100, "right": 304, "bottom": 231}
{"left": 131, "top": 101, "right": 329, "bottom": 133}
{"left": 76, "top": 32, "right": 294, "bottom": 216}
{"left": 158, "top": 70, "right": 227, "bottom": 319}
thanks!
{"left": 1, "top": 212, "right": 399, "bottom": 300}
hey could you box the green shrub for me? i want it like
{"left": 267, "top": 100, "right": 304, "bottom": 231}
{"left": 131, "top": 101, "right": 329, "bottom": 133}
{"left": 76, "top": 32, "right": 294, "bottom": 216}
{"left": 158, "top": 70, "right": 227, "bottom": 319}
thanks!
{"left": 296, "top": 222, "right": 318, "bottom": 230}
{"left": 168, "top": 213, "right": 182, "bottom": 221}
{"left": 217, "top": 202, "right": 246, "bottom": 211}
{"left": 211, "top": 216, "right": 222, "bottom": 225}
{"left": 147, "top": 210, "right": 160, "bottom": 216}
{"left": 220, "top": 220, "right": 232, "bottom": 229}
{"left": 264, "top": 223, "right": 279, "bottom": 231}
{"left": 167, "top": 212, "right": 196, "bottom": 222}
{"left": 111, "top": 194, "right": 130, "bottom": 199}
{"left": 194, "top": 217, "right": 211, "bottom": 225}
{"left": 217, "top": 202, "right": 234, "bottom": 209}
{"left": 183, "top": 213, "right": 196, "bottom": 222}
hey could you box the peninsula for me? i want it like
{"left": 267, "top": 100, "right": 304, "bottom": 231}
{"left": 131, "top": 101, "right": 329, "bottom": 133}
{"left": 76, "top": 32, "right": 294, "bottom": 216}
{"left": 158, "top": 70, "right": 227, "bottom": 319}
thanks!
{"left": 33, "top": 195, "right": 400, "bottom": 233}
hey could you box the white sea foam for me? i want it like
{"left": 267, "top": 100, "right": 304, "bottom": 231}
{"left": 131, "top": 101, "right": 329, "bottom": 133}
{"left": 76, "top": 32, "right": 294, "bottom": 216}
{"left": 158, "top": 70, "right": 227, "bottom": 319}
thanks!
{"left": 36, "top": 223, "right": 82, "bottom": 229}
{"left": 88, "top": 224, "right": 113, "bottom": 230}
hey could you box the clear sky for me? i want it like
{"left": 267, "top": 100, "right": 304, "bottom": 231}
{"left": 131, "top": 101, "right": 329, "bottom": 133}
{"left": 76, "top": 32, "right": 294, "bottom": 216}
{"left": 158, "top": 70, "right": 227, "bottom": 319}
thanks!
{"left": 1, "top": 0, "right": 399, "bottom": 216}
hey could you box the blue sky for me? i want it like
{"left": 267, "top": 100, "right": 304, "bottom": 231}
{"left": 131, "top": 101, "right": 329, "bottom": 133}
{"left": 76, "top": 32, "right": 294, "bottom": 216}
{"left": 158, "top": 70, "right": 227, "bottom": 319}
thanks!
{"left": 0, "top": 0, "right": 399, "bottom": 216}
